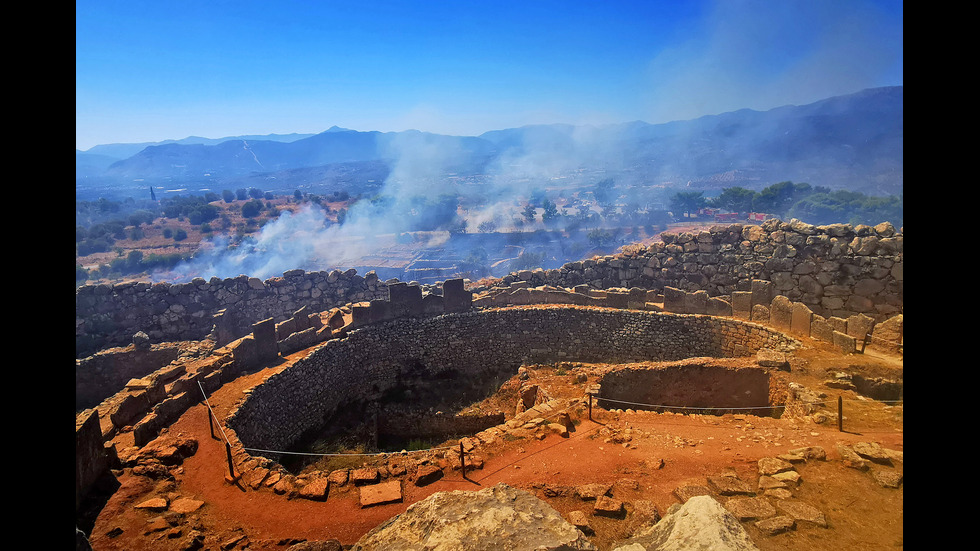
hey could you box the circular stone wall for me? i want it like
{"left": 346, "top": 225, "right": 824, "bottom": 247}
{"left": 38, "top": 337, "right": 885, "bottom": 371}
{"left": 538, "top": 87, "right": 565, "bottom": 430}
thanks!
{"left": 226, "top": 306, "right": 798, "bottom": 461}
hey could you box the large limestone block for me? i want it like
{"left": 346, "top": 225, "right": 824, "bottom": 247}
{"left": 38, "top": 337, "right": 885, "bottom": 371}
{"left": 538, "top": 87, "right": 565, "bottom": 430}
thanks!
{"left": 612, "top": 495, "right": 759, "bottom": 551}
{"left": 359, "top": 480, "right": 402, "bottom": 508}
{"left": 352, "top": 483, "right": 596, "bottom": 550}
{"left": 769, "top": 296, "right": 793, "bottom": 331}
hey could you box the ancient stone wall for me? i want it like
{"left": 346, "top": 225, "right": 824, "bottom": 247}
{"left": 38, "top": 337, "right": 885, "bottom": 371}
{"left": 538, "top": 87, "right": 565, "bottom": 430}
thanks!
{"left": 226, "top": 307, "right": 797, "bottom": 461}
{"left": 76, "top": 409, "right": 107, "bottom": 511}
{"left": 75, "top": 268, "right": 388, "bottom": 358}
{"left": 75, "top": 219, "right": 902, "bottom": 358}
{"left": 75, "top": 343, "right": 184, "bottom": 410}
{"left": 505, "top": 219, "right": 902, "bottom": 321}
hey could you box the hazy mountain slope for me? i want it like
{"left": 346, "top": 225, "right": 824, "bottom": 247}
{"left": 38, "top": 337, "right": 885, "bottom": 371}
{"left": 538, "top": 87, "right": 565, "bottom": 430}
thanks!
{"left": 78, "top": 86, "right": 902, "bottom": 197}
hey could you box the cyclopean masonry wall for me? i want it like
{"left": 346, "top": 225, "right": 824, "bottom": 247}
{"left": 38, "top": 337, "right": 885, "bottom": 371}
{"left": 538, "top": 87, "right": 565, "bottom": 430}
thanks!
{"left": 74, "top": 219, "right": 901, "bottom": 358}
{"left": 504, "top": 219, "right": 902, "bottom": 322}
{"left": 75, "top": 268, "right": 388, "bottom": 358}
{"left": 225, "top": 306, "right": 798, "bottom": 464}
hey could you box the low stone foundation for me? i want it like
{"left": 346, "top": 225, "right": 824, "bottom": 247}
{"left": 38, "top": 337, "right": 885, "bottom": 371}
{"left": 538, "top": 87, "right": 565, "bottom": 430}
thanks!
{"left": 596, "top": 358, "right": 784, "bottom": 417}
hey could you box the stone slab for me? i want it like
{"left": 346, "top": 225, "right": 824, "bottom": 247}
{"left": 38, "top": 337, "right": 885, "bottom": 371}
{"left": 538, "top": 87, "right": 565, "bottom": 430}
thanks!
{"left": 359, "top": 480, "right": 403, "bottom": 507}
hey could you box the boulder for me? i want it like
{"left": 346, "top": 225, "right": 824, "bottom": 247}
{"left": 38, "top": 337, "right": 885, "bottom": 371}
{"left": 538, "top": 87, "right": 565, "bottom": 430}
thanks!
{"left": 352, "top": 467, "right": 380, "bottom": 485}
{"left": 594, "top": 495, "right": 625, "bottom": 518}
{"left": 353, "top": 483, "right": 596, "bottom": 550}
{"left": 299, "top": 477, "right": 330, "bottom": 501}
{"left": 612, "top": 495, "right": 759, "bottom": 551}
{"left": 567, "top": 510, "right": 591, "bottom": 533}
{"left": 414, "top": 465, "right": 443, "bottom": 486}
{"left": 852, "top": 441, "right": 893, "bottom": 465}
{"left": 575, "top": 483, "right": 612, "bottom": 500}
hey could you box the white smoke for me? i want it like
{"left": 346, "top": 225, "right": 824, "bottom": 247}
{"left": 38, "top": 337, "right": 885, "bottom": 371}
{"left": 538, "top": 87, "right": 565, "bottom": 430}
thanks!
{"left": 159, "top": 130, "right": 479, "bottom": 282}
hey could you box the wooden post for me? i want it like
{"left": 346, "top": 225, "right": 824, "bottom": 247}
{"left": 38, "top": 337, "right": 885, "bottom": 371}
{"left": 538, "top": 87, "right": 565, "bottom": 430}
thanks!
{"left": 837, "top": 396, "right": 843, "bottom": 432}
{"left": 207, "top": 409, "right": 216, "bottom": 439}
{"left": 860, "top": 330, "right": 872, "bottom": 353}
{"left": 588, "top": 393, "right": 593, "bottom": 421}
{"left": 459, "top": 442, "right": 466, "bottom": 479}
{"left": 225, "top": 442, "right": 236, "bottom": 479}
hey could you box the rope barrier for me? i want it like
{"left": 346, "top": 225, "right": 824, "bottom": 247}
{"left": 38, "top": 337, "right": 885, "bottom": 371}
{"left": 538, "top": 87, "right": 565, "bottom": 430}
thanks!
{"left": 197, "top": 381, "right": 240, "bottom": 479}
{"left": 197, "top": 377, "right": 900, "bottom": 466}
{"left": 240, "top": 445, "right": 459, "bottom": 457}
{"left": 595, "top": 395, "right": 902, "bottom": 411}
{"left": 198, "top": 381, "right": 231, "bottom": 445}
{"left": 238, "top": 403, "right": 573, "bottom": 458}
{"left": 196, "top": 380, "right": 490, "bottom": 459}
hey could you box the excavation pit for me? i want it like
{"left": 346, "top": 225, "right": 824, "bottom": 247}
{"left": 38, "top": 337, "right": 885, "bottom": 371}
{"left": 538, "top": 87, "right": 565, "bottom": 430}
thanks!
{"left": 226, "top": 306, "right": 800, "bottom": 474}
{"left": 595, "top": 358, "right": 788, "bottom": 418}
{"left": 279, "top": 368, "right": 509, "bottom": 474}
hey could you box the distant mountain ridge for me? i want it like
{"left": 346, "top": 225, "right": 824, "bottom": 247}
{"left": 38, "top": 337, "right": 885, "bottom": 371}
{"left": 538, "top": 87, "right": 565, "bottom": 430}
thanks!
{"left": 76, "top": 86, "right": 902, "bottom": 198}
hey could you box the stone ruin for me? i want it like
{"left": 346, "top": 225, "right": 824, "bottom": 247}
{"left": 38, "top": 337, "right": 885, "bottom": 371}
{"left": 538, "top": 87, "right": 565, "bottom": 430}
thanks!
{"left": 75, "top": 218, "right": 903, "bottom": 548}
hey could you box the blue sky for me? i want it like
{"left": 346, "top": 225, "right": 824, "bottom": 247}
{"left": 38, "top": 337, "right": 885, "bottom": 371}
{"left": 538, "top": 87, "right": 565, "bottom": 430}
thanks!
{"left": 76, "top": 0, "right": 903, "bottom": 151}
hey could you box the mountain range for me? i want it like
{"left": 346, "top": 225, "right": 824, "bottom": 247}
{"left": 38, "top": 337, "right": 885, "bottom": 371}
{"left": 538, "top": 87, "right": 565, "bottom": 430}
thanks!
{"left": 76, "top": 86, "right": 902, "bottom": 200}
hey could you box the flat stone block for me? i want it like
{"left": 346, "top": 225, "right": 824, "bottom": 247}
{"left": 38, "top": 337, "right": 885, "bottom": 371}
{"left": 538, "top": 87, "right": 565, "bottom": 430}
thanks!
{"left": 359, "top": 480, "right": 403, "bottom": 507}
{"left": 724, "top": 496, "right": 776, "bottom": 521}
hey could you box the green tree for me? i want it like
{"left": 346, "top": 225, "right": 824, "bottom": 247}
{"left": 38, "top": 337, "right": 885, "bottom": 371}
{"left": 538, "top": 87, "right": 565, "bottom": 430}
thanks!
{"left": 715, "top": 187, "right": 757, "bottom": 214}
{"left": 587, "top": 228, "right": 616, "bottom": 249}
{"left": 752, "top": 181, "right": 812, "bottom": 214}
{"left": 222, "top": 189, "right": 236, "bottom": 203}
{"left": 126, "top": 250, "right": 144, "bottom": 271}
{"left": 477, "top": 219, "right": 498, "bottom": 233}
{"left": 592, "top": 178, "right": 615, "bottom": 206}
{"left": 669, "top": 191, "right": 706, "bottom": 218}
{"left": 541, "top": 199, "right": 560, "bottom": 226}
{"left": 241, "top": 200, "right": 263, "bottom": 218}
{"left": 522, "top": 203, "right": 537, "bottom": 223}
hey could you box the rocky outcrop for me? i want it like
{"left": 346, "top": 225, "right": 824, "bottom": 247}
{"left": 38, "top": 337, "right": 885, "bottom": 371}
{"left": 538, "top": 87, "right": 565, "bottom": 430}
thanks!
{"left": 352, "top": 483, "right": 596, "bottom": 550}
{"left": 613, "top": 495, "right": 759, "bottom": 551}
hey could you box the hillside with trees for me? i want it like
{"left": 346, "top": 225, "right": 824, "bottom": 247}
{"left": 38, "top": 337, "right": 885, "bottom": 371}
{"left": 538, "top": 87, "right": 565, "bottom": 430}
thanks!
{"left": 75, "top": 188, "right": 352, "bottom": 284}
{"left": 669, "top": 181, "right": 902, "bottom": 227}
